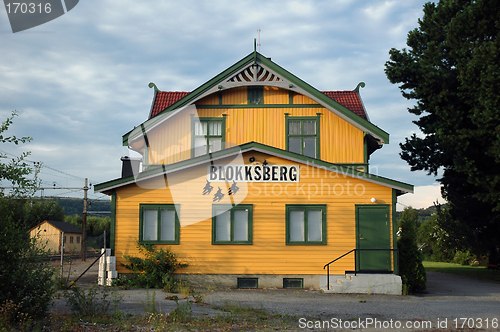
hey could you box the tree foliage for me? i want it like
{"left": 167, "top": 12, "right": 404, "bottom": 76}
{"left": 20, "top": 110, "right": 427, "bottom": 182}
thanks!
{"left": 0, "top": 200, "right": 55, "bottom": 321}
{"left": 0, "top": 112, "right": 55, "bottom": 322}
{"left": 65, "top": 215, "right": 110, "bottom": 237}
{"left": 23, "top": 199, "right": 66, "bottom": 230}
{"left": 417, "top": 206, "right": 456, "bottom": 262}
{"left": 385, "top": 0, "right": 500, "bottom": 256}
{"left": 0, "top": 111, "right": 39, "bottom": 197}
{"left": 398, "top": 207, "right": 426, "bottom": 294}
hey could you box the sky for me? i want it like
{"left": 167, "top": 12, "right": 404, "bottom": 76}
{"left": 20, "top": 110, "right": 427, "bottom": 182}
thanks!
{"left": 0, "top": 0, "right": 443, "bottom": 210}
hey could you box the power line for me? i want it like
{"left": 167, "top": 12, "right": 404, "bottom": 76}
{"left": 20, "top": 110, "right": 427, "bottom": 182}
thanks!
{"left": 0, "top": 149, "right": 88, "bottom": 182}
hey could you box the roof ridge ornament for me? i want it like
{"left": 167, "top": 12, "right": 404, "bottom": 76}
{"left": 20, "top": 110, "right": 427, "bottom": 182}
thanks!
{"left": 148, "top": 82, "right": 160, "bottom": 93}
{"left": 354, "top": 82, "right": 366, "bottom": 92}
{"left": 253, "top": 38, "right": 258, "bottom": 64}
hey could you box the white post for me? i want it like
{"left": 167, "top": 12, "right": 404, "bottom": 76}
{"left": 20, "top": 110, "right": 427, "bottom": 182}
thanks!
{"left": 60, "top": 231, "right": 64, "bottom": 279}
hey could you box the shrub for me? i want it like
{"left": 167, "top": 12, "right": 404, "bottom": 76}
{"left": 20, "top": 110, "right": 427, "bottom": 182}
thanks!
{"left": 0, "top": 199, "right": 56, "bottom": 323}
{"left": 453, "top": 250, "right": 476, "bottom": 266}
{"left": 398, "top": 207, "right": 427, "bottom": 294}
{"left": 121, "top": 243, "right": 188, "bottom": 291}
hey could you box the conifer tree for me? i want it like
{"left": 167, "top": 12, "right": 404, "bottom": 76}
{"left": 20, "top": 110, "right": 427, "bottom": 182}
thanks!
{"left": 385, "top": 0, "right": 500, "bottom": 256}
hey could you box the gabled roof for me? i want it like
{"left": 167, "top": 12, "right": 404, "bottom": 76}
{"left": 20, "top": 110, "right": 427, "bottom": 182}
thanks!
{"left": 30, "top": 220, "right": 82, "bottom": 234}
{"left": 123, "top": 51, "right": 389, "bottom": 147}
{"left": 149, "top": 90, "right": 368, "bottom": 120}
{"left": 95, "top": 141, "right": 413, "bottom": 196}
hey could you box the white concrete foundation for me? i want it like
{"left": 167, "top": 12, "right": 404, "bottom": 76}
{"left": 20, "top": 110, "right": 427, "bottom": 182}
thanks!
{"left": 320, "top": 274, "right": 402, "bottom": 295}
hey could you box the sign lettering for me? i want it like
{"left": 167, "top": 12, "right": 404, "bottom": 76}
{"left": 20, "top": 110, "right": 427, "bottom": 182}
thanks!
{"left": 208, "top": 165, "right": 299, "bottom": 183}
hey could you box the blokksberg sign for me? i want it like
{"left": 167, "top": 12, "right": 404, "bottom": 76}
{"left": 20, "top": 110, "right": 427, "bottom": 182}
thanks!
{"left": 3, "top": 0, "right": 79, "bottom": 33}
{"left": 207, "top": 164, "right": 300, "bottom": 183}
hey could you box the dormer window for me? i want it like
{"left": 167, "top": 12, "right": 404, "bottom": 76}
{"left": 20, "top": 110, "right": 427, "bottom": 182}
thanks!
{"left": 191, "top": 116, "right": 226, "bottom": 157}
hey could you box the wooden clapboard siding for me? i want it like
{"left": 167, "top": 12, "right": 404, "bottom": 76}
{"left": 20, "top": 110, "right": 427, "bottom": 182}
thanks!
{"left": 223, "top": 86, "right": 247, "bottom": 105}
{"left": 146, "top": 112, "right": 191, "bottom": 165}
{"left": 145, "top": 87, "right": 364, "bottom": 165}
{"left": 113, "top": 152, "right": 392, "bottom": 275}
{"left": 292, "top": 93, "right": 316, "bottom": 104}
{"left": 263, "top": 86, "right": 288, "bottom": 104}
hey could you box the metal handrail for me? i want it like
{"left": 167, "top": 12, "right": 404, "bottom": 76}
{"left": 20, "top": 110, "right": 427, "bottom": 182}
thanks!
{"left": 323, "top": 248, "right": 399, "bottom": 290}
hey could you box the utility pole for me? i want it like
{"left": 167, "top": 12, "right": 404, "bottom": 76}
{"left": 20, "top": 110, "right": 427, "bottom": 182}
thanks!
{"left": 82, "top": 178, "right": 89, "bottom": 261}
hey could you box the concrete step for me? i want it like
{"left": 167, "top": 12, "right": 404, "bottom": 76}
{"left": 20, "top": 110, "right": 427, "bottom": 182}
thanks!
{"left": 320, "top": 274, "right": 402, "bottom": 295}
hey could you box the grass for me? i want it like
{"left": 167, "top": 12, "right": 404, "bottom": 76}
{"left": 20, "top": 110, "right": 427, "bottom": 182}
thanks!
{"left": 5, "top": 299, "right": 299, "bottom": 331}
{"left": 423, "top": 261, "right": 500, "bottom": 283}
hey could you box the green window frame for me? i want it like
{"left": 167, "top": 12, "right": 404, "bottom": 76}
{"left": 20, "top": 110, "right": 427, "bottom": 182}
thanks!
{"left": 212, "top": 204, "right": 253, "bottom": 244}
{"left": 286, "top": 204, "right": 327, "bottom": 245}
{"left": 285, "top": 114, "right": 321, "bottom": 159}
{"left": 139, "top": 204, "right": 180, "bottom": 244}
{"left": 191, "top": 116, "right": 226, "bottom": 157}
{"left": 248, "top": 86, "right": 264, "bottom": 104}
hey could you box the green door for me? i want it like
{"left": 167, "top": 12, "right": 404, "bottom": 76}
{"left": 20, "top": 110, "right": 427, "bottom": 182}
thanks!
{"left": 356, "top": 205, "right": 391, "bottom": 271}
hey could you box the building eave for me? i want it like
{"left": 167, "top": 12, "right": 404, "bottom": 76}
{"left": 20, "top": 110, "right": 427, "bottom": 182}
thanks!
{"left": 96, "top": 142, "right": 412, "bottom": 195}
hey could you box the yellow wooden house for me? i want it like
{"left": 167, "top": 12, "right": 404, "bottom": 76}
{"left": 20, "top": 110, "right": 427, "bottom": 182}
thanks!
{"left": 29, "top": 220, "right": 82, "bottom": 254}
{"left": 95, "top": 51, "right": 413, "bottom": 291}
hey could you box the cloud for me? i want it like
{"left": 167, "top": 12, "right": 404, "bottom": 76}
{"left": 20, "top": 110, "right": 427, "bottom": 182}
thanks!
{"left": 0, "top": 0, "right": 431, "bottom": 199}
{"left": 397, "top": 183, "right": 443, "bottom": 211}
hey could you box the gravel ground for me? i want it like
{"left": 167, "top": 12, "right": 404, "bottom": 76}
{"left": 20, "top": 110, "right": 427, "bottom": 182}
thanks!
{"left": 51, "top": 259, "right": 500, "bottom": 331}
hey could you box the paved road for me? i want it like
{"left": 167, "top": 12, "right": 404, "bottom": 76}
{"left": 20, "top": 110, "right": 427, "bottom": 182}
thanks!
{"left": 203, "top": 272, "right": 500, "bottom": 330}
{"left": 52, "top": 260, "right": 500, "bottom": 330}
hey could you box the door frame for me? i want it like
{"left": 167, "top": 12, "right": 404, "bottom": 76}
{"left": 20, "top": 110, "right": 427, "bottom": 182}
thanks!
{"left": 355, "top": 204, "right": 392, "bottom": 272}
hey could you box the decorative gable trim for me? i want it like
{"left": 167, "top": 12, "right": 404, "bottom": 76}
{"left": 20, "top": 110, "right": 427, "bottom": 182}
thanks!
{"left": 227, "top": 63, "right": 284, "bottom": 84}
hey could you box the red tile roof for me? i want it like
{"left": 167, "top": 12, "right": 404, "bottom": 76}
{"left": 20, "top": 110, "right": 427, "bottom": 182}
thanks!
{"left": 322, "top": 91, "right": 367, "bottom": 120}
{"left": 149, "top": 91, "right": 189, "bottom": 118}
{"left": 149, "top": 90, "right": 367, "bottom": 120}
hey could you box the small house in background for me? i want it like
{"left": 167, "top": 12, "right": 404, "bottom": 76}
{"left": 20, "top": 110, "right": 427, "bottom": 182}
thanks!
{"left": 29, "top": 220, "right": 82, "bottom": 254}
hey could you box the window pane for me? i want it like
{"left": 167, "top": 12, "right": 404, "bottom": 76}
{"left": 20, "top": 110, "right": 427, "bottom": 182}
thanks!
{"left": 303, "top": 137, "right": 316, "bottom": 158}
{"left": 143, "top": 209, "right": 157, "bottom": 241}
{"left": 303, "top": 120, "right": 316, "bottom": 135}
{"left": 289, "top": 137, "right": 301, "bottom": 154}
{"left": 289, "top": 121, "right": 301, "bottom": 135}
{"left": 290, "top": 210, "right": 305, "bottom": 242}
{"left": 160, "top": 209, "right": 176, "bottom": 241}
{"left": 209, "top": 137, "right": 222, "bottom": 153}
{"left": 194, "top": 122, "right": 207, "bottom": 135}
{"left": 233, "top": 209, "right": 248, "bottom": 242}
{"left": 216, "top": 210, "right": 231, "bottom": 241}
{"left": 194, "top": 137, "right": 207, "bottom": 156}
{"left": 209, "top": 121, "right": 222, "bottom": 136}
{"left": 307, "top": 210, "right": 322, "bottom": 242}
